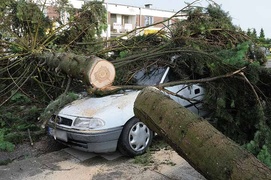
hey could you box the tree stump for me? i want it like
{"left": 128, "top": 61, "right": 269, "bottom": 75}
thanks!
{"left": 134, "top": 86, "right": 271, "bottom": 180}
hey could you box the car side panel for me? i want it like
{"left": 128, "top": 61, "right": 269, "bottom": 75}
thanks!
{"left": 165, "top": 84, "right": 206, "bottom": 115}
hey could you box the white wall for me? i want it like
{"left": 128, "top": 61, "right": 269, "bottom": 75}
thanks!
{"left": 106, "top": 3, "right": 140, "bottom": 15}
{"left": 105, "top": 3, "right": 183, "bottom": 19}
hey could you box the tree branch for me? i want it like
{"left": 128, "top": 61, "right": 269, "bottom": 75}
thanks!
{"left": 90, "top": 67, "right": 247, "bottom": 96}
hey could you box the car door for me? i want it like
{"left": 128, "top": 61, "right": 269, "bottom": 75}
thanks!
{"left": 162, "top": 68, "right": 205, "bottom": 116}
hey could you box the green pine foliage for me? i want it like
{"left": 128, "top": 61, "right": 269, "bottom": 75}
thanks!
{"left": 257, "top": 145, "right": 271, "bottom": 167}
{"left": 0, "top": 129, "right": 15, "bottom": 152}
{"left": 55, "top": 1, "right": 108, "bottom": 54}
{"left": 39, "top": 92, "right": 80, "bottom": 124}
{"left": 0, "top": 92, "right": 43, "bottom": 150}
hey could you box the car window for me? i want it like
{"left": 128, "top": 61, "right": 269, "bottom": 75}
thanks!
{"left": 194, "top": 88, "right": 200, "bottom": 94}
{"left": 163, "top": 68, "right": 180, "bottom": 83}
{"left": 134, "top": 67, "right": 167, "bottom": 85}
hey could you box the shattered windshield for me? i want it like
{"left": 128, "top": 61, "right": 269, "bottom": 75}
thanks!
{"left": 133, "top": 67, "right": 167, "bottom": 86}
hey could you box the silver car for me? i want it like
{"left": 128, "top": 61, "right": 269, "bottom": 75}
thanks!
{"left": 48, "top": 66, "right": 206, "bottom": 156}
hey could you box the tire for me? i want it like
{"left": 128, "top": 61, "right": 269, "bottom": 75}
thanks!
{"left": 118, "top": 117, "right": 153, "bottom": 157}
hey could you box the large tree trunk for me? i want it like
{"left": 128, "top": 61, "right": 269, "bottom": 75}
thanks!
{"left": 41, "top": 52, "right": 115, "bottom": 89}
{"left": 134, "top": 87, "right": 271, "bottom": 180}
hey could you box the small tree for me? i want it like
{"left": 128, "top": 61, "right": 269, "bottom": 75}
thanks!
{"left": 259, "top": 28, "right": 266, "bottom": 43}
{"left": 252, "top": 28, "right": 258, "bottom": 40}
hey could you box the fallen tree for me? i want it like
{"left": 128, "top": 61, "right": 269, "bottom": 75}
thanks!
{"left": 1, "top": 0, "right": 271, "bottom": 169}
{"left": 134, "top": 87, "right": 271, "bottom": 180}
{"left": 40, "top": 52, "right": 115, "bottom": 89}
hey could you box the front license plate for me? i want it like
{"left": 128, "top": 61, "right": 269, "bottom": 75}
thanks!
{"left": 48, "top": 127, "right": 68, "bottom": 142}
{"left": 55, "top": 130, "right": 68, "bottom": 142}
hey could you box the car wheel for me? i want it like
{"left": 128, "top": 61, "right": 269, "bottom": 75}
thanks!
{"left": 118, "top": 117, "right": 153, "bottom": 157}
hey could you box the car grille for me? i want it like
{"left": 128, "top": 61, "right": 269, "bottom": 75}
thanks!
{"left": 51, "top": 115, "right": 73, "bottom": 126}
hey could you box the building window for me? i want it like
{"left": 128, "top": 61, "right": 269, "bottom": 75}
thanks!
{"left": 145, "top": 16, "right": 153, "bottom": 26}
{"left": 110, "top": 14, "right": 117, "bottom": 31}
{"left": 122, "top": 15, "right": 129, "bottom": 24}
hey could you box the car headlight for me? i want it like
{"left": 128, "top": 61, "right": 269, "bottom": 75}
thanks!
{"left": 73, "top": 117, "right": 105, "bottom": 129}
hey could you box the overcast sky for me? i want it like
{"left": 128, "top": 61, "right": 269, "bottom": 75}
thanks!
{"left": 104, "top": 0, "right": 271, "bottom": 38}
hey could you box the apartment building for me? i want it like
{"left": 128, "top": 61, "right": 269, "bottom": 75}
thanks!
{"left": 33, "top": 0, "right": 184, "bottom": 39}
{"left": 104, "top": 3, "right": 184, "bottom": 39}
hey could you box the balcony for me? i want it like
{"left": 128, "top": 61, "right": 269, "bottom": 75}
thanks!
{"left": 111, "top": 23, "right": 133, "bottom": 36}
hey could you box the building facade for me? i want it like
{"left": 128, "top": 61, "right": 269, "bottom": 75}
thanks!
{"left": 32, "top": 0, "right": 184, "bottom": 39}
{"left": 104, "top": 3, "right": 183, "bottom": 39}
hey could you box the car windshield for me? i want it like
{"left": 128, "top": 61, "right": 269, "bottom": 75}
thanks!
{"left": 133, "top": 67, "right": 167, "bottom": 85}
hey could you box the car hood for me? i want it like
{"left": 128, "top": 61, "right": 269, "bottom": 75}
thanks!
{"left": 58, "top": 90, "right": 140, "bottom": 128}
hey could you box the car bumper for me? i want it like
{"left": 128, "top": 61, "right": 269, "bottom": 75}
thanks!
{"left": 48, "top": 125, "right": 122, "bottom": 153}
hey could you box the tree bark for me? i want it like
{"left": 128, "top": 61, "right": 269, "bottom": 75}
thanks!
{"left": 134, "top": 87, "right": 271, "bottom": 180}
{"left": 41, "top": 52, "right": 115, "bottom": 88}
